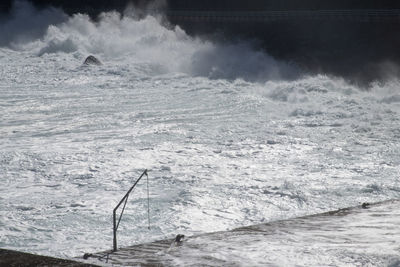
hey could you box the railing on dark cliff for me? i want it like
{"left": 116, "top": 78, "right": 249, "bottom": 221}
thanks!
{"left": 166, "top": 9, "right": 400, "bottom": 23}
{"left": 113, "top": 169, "right": 150, "bottom": 252}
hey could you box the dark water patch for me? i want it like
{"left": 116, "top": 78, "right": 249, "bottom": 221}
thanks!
{"left": 187, "top": 87, "right": 212, "bottom": 93}
{"left": 329, "top": 123, "right": 344, "bottom": 127}
{"left": 290, "top": 109, "right": 323, "bottom": 117}
{"left": 380, "top": 95, "right": 400, "bottom": 104}
{"left": 70, "top": 203, "right": 86, "bottom": 208}
{"left": 304, "top": 122, "right": 324, "bottom": 128}
{"left": 361, "top": 184, "right": 382, "bottom": 194}
{"left": 15, "top": 206, "right": 35, "bottom": 211}
{"left": 353, "top": 126, "right": 372, "bottom": 133}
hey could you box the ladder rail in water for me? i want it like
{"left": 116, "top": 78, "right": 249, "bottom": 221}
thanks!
{"left": 113, "top": 169, "right": 149, "bottom": 252}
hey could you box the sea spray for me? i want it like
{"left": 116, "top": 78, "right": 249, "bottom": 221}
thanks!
{"left": 2, "top": 1, "right": 300, "bottom": 81}
{"left": 0, "top": 0, "right": 67, "bottom": 47}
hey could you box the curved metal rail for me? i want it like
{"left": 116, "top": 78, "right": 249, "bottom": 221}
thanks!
{"left": 113, "top": 169, "right": 149, "bottom": 252}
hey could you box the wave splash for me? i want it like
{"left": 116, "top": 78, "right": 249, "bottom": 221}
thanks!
{"left": 1, "top": 0, "right": 299, "bottom": 81}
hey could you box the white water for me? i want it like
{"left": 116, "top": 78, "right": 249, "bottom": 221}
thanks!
{"left": 1, "top": 1, "right": 400, "bottom": 265}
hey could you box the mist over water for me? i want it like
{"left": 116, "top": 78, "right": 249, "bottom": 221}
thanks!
{"left": 1, "top": 1, "right": 400, "bottom": 265}
{"left": 0, "top": 1, "right": 67, "bottom": 47}
{"left": 2, "top": 1, "right": 300, "bottom": 81}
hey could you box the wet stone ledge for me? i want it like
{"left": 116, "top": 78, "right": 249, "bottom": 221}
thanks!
{"left": 0, "top": 249, "right": 99, "bottom": 267}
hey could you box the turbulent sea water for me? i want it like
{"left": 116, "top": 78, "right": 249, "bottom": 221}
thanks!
{"left": 1, "top": 2, "right": 400, "bottom": 265}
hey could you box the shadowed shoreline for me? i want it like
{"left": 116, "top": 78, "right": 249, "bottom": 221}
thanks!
{"left": 0, "top": 249, "right": 99, "bottom": 267}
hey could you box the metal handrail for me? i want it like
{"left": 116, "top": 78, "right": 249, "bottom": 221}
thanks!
{"left": 113, "top": 169, "right": 149, "bottom": 252}
{"left": 165, "top": 9, "right": 400, "bottom": 22}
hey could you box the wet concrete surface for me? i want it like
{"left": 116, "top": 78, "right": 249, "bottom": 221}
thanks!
{"left": 82, "top": 200, "right": 400, "bottom": 266}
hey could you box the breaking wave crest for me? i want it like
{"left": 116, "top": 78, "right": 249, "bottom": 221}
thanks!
{"left": 1, "top": 0, "right": 299, "bottom": 81}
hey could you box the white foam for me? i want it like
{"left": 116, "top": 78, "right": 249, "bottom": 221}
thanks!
{"left": 1, "top": 1, "right": 400, "bottom": 264}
